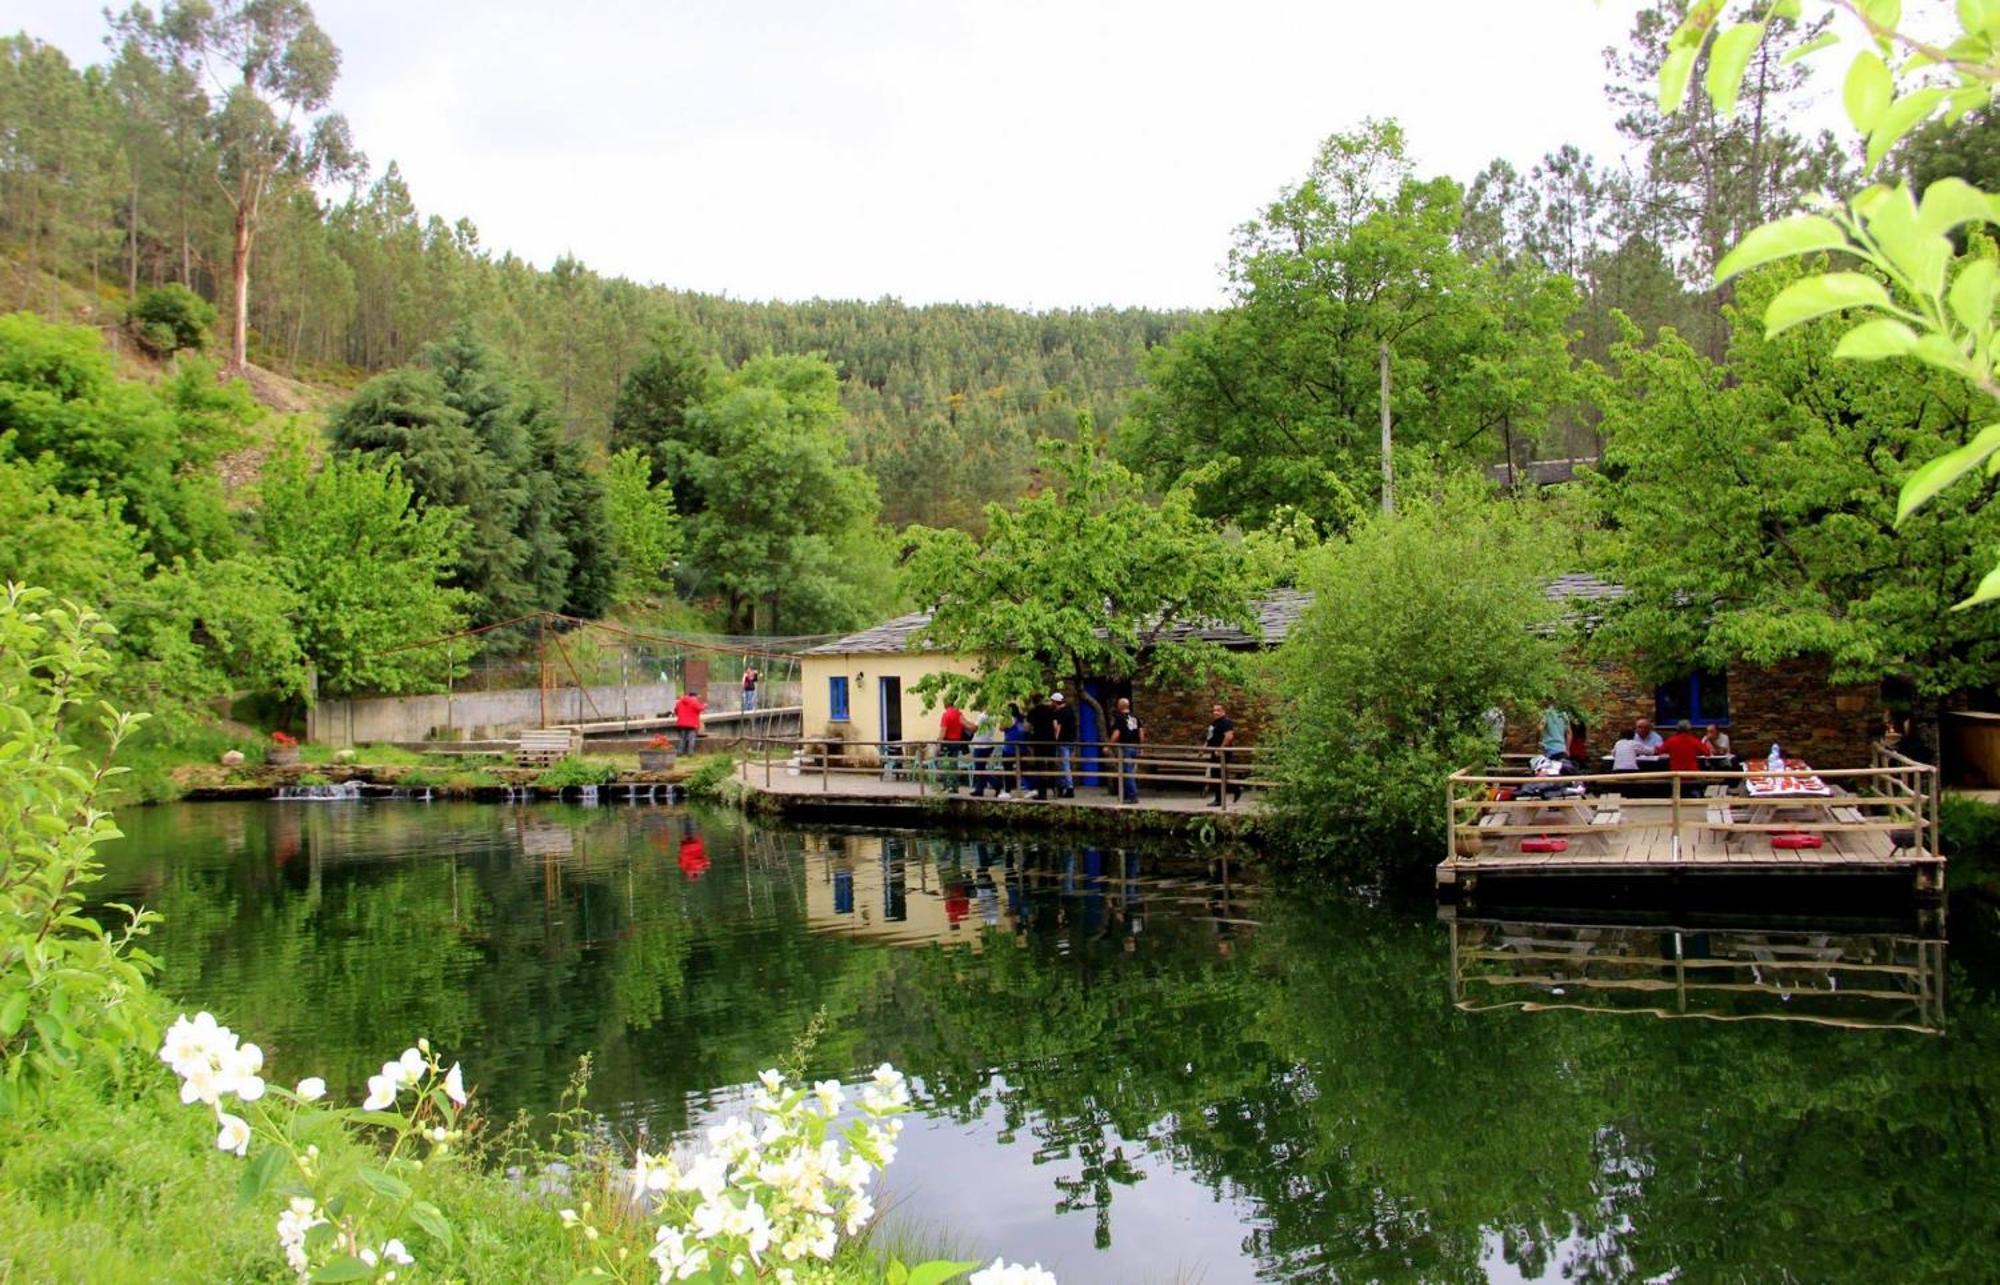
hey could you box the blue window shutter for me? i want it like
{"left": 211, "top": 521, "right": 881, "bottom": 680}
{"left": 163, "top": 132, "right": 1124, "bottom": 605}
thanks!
{"left": 829, "top": 676, "right": 850, "bottom": 722}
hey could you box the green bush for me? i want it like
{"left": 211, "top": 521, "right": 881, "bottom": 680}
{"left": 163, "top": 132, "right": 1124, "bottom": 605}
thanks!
{"left": 0, "top": 585, "right": 159, "bottom": 1111}
{"left": 1941, "top": 796, "right": 2000, "bottom": 867}
{"left": 533, "top": 756, "right": 616, "bottom": 789}
{"left": 127, "top": 283, "right": 215, "bottom": 356}
{"left": 683, "top": 752, "right": 740, "bottom": 799}
{"left": 1269, "top": 472, "right": 1579, "bottom": 879}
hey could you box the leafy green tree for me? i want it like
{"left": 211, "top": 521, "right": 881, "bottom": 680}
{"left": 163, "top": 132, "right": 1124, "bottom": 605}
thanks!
{"left": 903, "top": 431, "right": 1259, "bottom": 721}
{"left": 126, "top": 282, "right": 215, "bottom": 355}
{"left": 680, "top": 354, "right": 887, "bottom": 633}
{"left": 1270, "top": 469, "right": 1574, "bottom": 874}
{"left": 0, "top": 313, "right": 245, "bottom": 563}
{"left": 1589, "top": 263, "right": 2000, "bottom": 744}
{"left": 256, "top": 442, "right": 471, "bottom": 696}
{"left": 1121, "top": 120, "right": 1577, "bottom": 532}
{"left": 603, "top": 446, "right": 681, "bottom": 608}
{"left": 608, "top": 319, "right": 720, "bottom": 504}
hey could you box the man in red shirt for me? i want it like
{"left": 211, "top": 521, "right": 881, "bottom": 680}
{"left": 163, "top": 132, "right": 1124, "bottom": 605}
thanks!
{"left": 1659, "top": 719, "right": 1708, "bottom": 774}
{"left": 673, "top": 690, "right": 706, "bottom": 755}
{"left": 938, "top": 703, "right": 969, "bottom": 793}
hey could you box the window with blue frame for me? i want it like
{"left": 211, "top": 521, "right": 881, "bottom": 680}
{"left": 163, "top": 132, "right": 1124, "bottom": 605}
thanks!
{"left": 828, "top": 676, "right": 850, "bottom": 722}
{"left": 1655, "top": 669, "right": 1730, "bottom": 726}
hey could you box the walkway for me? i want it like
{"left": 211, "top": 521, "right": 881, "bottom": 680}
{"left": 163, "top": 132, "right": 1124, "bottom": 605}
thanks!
{"left": 733, "top": 760, "right": 1263, "bottom": 819}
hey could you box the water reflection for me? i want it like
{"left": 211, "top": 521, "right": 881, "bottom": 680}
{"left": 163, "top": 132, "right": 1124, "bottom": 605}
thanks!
{"left": 1446, "top": 907, "right": 1947, "bottom": 1034}
{"left": 94, "top": 802, "right": 2000, "bottom": 1282}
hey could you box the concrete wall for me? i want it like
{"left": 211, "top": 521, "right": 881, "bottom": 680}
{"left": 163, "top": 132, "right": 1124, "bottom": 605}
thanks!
{"left": 800, "top": 651, "right": 982, "bottom": 755}
{"left": 309, "top": 681, "right": 682, "bottom": 747}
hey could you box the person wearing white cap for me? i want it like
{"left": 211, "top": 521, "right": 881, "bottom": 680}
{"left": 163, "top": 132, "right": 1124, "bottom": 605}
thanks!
{"left": 1024, "top": 693, "right": 1062, "bottom": 800}
{"left": 1051, "top": 691, "right": 1078, "bottom": 798}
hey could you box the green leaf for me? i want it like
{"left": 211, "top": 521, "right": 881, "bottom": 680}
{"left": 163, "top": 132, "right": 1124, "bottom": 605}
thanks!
{"left": 886, "top": 1262, "right": 910, "bottom": 1285}
{"left": 409, "top": 1199, "right": 453, "bottom": 1251}
{"left": 1660, "top": 44, "right": 1699, "bottom": 114}
{"left": 1713, "top": 214, "right": 1851, "bottom": 284}
{"left": 1845, "top": 51, "right": 1894, "bottom": 132}
{"left": 1832, "top": 317, "right": 1921, "bottom": 358}
{"left": 238, "top": 1146, "right": 286, "bottom": 1206}
{"left": 1961, "top": 0, "right": 1989, "bottom": 34}
{"left": 1783, "top": 29, "right": 1841, "bottom": 62}
{"left": 1898, "top": 422, "right": 2000, "bottom": 523}
{"left": 1860, "top": 0, "right": 1903, "bottom": 31}
{"left": 1918, "top": 177, "right": 2000, "bottom": 239}
{"left": 1868, "top": 87, "right": 1949, "bottom": 170}
{"left": 309, "top": 1259, "right": 377, "bottom": 1283}
{"left": 1949, "top": 258, "right": 2000, "bottom": 331}
{"left": 1958, "top": 559, "right": 2000, "bottom": 608}
{"left": 353, "top": 1165, "right": 412, "bottom": 1202}
{"left": 0, "top": 991, "right": 27, "bottom": 1038}
{"left": 907, "top": 1261, "right": 984, "bottom": 1285}
{"left": 1763, "top": 272, "right": 1893, "bottom": 335}
{"left": 1705, "top": 23, "right": 1766, "bottom": 114}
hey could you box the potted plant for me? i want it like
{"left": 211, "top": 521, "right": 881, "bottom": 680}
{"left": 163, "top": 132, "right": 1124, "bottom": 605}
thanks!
{"left": 639, "top": 734, "right": 675, "bottom": 772}
{"left": 268, "top": 730, "right": 301, "bottom": 767}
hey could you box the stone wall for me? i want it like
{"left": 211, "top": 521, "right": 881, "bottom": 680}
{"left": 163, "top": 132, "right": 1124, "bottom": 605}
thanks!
{"left": 1503, "top": 655, "right": 1883, "bottom": 768}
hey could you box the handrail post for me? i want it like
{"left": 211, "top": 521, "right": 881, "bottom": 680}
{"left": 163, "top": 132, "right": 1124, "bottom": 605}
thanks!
{"left": 1671, "top": 772, "right": 1682, "bottom": 863}
{"left": 1220, "top": 749, "right": 1230, "bottom": 812}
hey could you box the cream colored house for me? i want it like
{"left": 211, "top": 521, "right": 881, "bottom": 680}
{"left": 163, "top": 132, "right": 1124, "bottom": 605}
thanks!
{"left": 798, "top": 612, "right": 978, "bottom": 755}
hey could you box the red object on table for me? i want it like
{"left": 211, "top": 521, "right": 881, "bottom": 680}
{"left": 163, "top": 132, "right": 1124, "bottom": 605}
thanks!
{"left": 1771, "top": 831, "right": 1825, "bottom": 849}
{"left": 1520, "top": 835, "right": 1569, "bottom": 853}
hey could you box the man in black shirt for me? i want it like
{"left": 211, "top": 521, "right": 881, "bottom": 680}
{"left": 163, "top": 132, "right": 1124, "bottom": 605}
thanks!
{"left": 1205, "top": 702, "right": 1239, "bottom": 807}
{"left": 1108, "top": 696, "right": 1143, "bottom": 803}
{"left": 1051, "top": 691, "right": 1078, "bottom": 797}
{"left": 1024, "top": 694, "right": 1061, "bottom": 800}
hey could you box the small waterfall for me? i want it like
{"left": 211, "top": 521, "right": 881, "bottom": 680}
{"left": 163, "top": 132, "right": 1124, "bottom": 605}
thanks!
{"left": 504, "top": 785, "right": 532, "bottom": 803}
{"left": 576, "top": 785, "right": 599, "bottom": 806}
{"left": 273, "top": 781, "right": 364, "bottom": 802}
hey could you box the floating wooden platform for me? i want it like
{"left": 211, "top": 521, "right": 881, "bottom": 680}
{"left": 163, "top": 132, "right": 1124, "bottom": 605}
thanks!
{"left": 1441, "top": 750, "right": 1945, "bottom": 896}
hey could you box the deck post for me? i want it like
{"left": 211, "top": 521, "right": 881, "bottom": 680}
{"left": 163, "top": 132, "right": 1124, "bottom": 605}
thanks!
{"left": 1671, "top": 773, "right": 1682, "bottom": 863}
{"left": 1220, "top": 751, "right": 1230, "bottom": 813}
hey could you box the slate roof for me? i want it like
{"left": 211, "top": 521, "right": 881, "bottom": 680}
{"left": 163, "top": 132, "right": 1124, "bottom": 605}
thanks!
{"left": 801, "top": 589, "right": 1313, "bottom": 658}
{"left": 802, "top": 580, "right": 1619, "bottom": 658}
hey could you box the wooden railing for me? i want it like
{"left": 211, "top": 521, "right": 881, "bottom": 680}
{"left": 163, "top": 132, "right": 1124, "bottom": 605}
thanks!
{"left": 745, "top": 736, "right": 1275, "bottom": 811}
{"left": 1445, "top": 745, "right": 1940, "bottom": 866}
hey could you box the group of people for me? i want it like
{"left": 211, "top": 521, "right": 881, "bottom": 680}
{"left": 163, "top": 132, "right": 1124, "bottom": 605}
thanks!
{"left": 1538, "top": 706, "right": 1736, "bottom": 777}
{"left": 934, "top": 694, "right": 1243, "bottom": 807}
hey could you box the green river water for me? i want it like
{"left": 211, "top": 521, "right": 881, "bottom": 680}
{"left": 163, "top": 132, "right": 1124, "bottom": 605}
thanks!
{"left": 95, "top": 800, "right": 2000, "bottom": 1282}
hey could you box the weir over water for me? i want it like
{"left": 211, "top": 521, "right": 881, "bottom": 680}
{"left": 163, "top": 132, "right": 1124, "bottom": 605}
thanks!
{"left": 96, "top": 801, "right": 2000, "bottom": 1281}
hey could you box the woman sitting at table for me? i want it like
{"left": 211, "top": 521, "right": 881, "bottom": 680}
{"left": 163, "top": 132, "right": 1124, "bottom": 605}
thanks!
{"left": 1566, "top": 719, "right": 1589, "bottom": 765}
{"left": 1611, "top": 735, "right": 1642, "bottom": 773}
{"left": 1702, "top": 724, "right": 1731, "bottom": 757}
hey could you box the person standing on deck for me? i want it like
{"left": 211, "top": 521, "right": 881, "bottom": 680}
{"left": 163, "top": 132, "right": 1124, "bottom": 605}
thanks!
{"left": 1108, "top": 697, "right": 1143, "bottom": 804}
{"left": 1205, "top": 702, "right": 1240, "bottom": 807}
{"left": 1025, "top": 694, "right": 1061, "bottom": 801}
{"left": 999, "top": 705, "right": 1028, "bottom": 798}
{"left": 970, "top": 710, "right": 1004, "bottom": 797}
{"left": 673, "top": 689, "right": 706, "bottom": 755}
{"left": 1540, "top": 705, "right": 1570, "bottom": 760}
{"left": 938, "top": 701, "right": 970, "bottom": 793}
{"left": 740, "top": 665, "right": 761, "bottom": 713}
{"left": 1052, "top": 691, "right": 1078, "bottom": 798}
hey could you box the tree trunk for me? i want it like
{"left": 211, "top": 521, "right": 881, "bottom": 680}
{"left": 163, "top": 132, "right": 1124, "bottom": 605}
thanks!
{"left": 230, "top": 195, "right": 252, "bottom": 369}
{"left": 126, "top": 165, "right": 140, "bottom": 301}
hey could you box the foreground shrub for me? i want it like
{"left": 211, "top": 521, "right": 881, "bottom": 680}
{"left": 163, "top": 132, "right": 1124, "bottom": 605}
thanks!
{"left": 536, "top": 756, "right": 617, "bottom": 789}
{"left": 0, "top": 584, "right": 158, "bottom": 1113}
{"left": 1269, "top": 473, "right": 1577, "bottom": 878}
{"left": 128, "top": 283, "right": 216, "bottom": 356}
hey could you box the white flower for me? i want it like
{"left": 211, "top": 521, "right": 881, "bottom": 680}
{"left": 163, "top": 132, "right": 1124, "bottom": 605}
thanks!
{"left": 559, "top": 1208, "right": 581, "bottom": 1228}
{"left": 968, "top": 1259, "right": 1059, "bottom": 1285}
{"left": 841, "top": 1192, "right": 874, "bottom": 1236}
{"left": 276, "top": 1196, "right": 325, "bottom": 1278}
{"left": 397, "top": 1047, "right": 426, "bottom": 1083}
{"left": 757, "top": 1067, "right": 784, "bottom": 1093}
{"left": 429, "top": 1125, "right": 449, "bottom": 1143}
{"left": 707, "top": 1116, "right": 758, "bottom": 1162}
{"left": 443, "top": 1061, "right": 466, "bottom": 1106}
{"left": 807, "top": 1215, "right": 837, "bottom": 1260}
{"left": 215, "top": 1112, "right": 251, "bottom": 1157}
{"left": 651, "top": 1226, "right": 710, "bottom": 1281}
{"left": 632, "top": 1148, "right": 680, "bottom": 1197}
{"left": 180, "top": 1060, "right": 223, "bottom": 1106}
{"left": 724, "top": 1198, "right": 773, "bottom": 1260}
{"left": 380, "top": 1239, "right": 413, "bottom": 1266}
{"left": 691, "top": 1196, "right": 732, "bottom": 1241}
{"left": 294, "top": 1077, "right": 326, "bottom": 1102}
{"left": 362, "top": 1072, "right": 397, "bottom": 1111}
{"left": 677, "top": 1154, "right": 729, "bottom": 1200}
{"left": 811, "top": 1079, "right": 844, "bottom": 1113}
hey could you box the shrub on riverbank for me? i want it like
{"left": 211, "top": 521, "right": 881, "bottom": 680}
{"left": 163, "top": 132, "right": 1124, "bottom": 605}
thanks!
{"left": 1267, "top": 474, "right": 1578, "bottom": 879}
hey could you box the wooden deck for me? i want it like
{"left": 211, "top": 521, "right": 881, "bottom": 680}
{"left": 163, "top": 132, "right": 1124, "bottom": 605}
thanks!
{"left": 1441, "top": 748, "right": 1945, "bottom": 893}
{"left": 732, "top": 760, "right": 1264, "bottom": 820}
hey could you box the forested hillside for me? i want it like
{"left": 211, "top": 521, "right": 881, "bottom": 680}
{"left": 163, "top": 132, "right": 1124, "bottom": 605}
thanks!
{"left": 0, "top": 25, "right": 1185, "bottom": 528}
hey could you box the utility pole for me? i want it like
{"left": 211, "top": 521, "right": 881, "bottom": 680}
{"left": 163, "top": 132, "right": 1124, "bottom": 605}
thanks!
{"left": 1379, "top": 341, "right": 1395, "bottom": 514}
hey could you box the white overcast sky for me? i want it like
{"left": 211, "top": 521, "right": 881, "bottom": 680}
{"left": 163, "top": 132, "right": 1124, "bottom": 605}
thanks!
{"left": 29, "top": 0, "right": 1851, "bottom": 310}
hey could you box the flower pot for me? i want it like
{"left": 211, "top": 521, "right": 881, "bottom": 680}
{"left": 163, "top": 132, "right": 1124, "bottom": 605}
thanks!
{"left": 639, "top": 749, "right": 676, "bottom": 772}
{"left": 267, "top": 745, "right": 300, "bottom": 767}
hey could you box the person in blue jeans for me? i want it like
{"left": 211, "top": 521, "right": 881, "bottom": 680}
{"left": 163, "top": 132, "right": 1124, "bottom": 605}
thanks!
{"left": 999, "top": 706, "right": 1029, "bottom": 798}
{"left": 1107, "top": 697, "right": 1143, "bottom": 803}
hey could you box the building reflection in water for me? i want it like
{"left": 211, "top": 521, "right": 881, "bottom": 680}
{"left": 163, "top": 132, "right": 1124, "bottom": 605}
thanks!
{"left": 801, "top": 833, "right": 1256, "bottom": 953}
{"left": 1445, "top": 905, "right": 1947, "bottom": 1034}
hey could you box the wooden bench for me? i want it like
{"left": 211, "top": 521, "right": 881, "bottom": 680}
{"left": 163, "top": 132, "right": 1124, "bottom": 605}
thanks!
{"left": 516, "top": 728, "right": 577, "bottom": 767}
